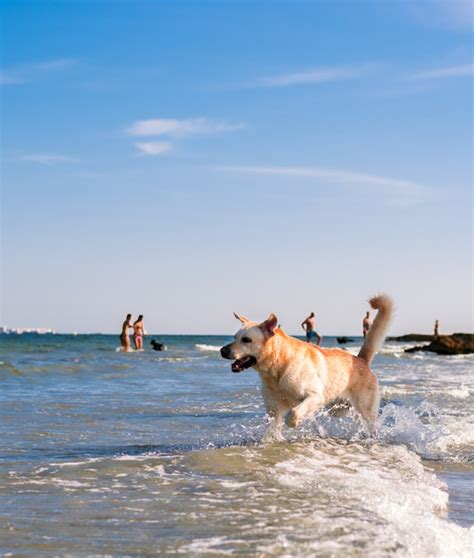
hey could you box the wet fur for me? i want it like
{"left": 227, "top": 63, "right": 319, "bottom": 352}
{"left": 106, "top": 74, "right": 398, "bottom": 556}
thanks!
{"left": 221, "top": 295, "right": 393, "bottom": 441}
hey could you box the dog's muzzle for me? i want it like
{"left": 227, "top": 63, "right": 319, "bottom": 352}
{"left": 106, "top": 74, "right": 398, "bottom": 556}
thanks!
{"left": 220, "top": 345, "right": 257, "bottom": 373}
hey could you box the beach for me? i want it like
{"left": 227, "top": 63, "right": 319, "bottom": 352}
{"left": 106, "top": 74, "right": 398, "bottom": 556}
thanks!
{"left": 0, "top": 333, "right": 473, "bottom": 556}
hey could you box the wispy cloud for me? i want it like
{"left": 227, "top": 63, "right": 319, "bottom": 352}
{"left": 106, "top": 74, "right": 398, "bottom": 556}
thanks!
{"left": 410, "top": 64, "right": 474, "bottom": 80}
{"left": 127, "top": 117, "right": 245, "bottom": 138}
{"left": 32, "top": 58, "right": 78, "bottom": 71}
{"left": 0, "top": 58, "right": 79, "bottom": 86}
{"left": 134, "top": 141, "right": 172, "bottom": 156}
{"left": 255, "top": 65, "right": 371, "bottom": 88}
{"left": 0, "top": 71, "right": 23, "bottom": 85}
{"left": 405, "top": 0, "right": 473, "bottom": 31}
{"left": 127, "top": 117, "right": 245, "bottom": 156}
{"left": 19, "top": 154, "right": 79, "bottom": 165}
{"left": 215, "top": 165, "right": 428, "bottom": 205}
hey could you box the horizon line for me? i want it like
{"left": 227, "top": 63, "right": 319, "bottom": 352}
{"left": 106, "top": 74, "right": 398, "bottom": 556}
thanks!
{"left": 0, "top": 330, "right": 441, "bottom": 337}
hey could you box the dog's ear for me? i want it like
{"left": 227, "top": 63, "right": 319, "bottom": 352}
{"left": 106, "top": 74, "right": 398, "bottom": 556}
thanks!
{"left": 233, "top": 312, "right": 251, "bottom": 325}
{"left": 259, "top": 313, "right": 278, "bottom": 337}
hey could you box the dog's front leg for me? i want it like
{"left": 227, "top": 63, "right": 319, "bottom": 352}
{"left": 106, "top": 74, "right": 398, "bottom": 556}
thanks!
{"left": 261, "top": 384, "right": 286, "bottom": 442}
{"left": 287, "top": 393, "right": 324, "bottom": 428}
{"left": 262, "top": 403, "right": 286, "bottom": 443}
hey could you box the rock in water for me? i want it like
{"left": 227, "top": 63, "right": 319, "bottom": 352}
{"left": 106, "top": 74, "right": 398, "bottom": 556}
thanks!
{"left": 405, "top": 333, "right": 474, "bottom": 355}
{"left": 388, "top": 334, "right": 434, "bottom": 342}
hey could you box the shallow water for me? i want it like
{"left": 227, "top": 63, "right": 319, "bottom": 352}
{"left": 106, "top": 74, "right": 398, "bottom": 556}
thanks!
{"left": 0, "top": 334, "right": 473, "bottom": 556}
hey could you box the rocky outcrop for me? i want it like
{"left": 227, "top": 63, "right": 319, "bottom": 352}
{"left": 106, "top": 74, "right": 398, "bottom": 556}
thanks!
{"left": 388, "top": 334, "right": 434, "bottom": 342}
{"left": 336, "top": 337, "right": 354, "bottom": 344}
{"left": 405, "top": 334, "right": 474, "bottom": 355}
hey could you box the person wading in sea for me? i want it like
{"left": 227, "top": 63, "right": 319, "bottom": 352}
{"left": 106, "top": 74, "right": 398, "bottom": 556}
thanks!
{"left": 133, "top": 315, "right": 145, "bottom": 350}
{"left": 301, "top": 312, "right": 322, "bottom": 345}
{"left": 120, "top": 314, "right": 133, "bottom": 352}
{"left": 363, "top": 311, "right": 372, "bottom": 338}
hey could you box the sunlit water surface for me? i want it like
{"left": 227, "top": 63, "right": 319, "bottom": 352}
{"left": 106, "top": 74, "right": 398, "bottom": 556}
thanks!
{"left": 1, "top": 334, "right": 473, "bottom": 556}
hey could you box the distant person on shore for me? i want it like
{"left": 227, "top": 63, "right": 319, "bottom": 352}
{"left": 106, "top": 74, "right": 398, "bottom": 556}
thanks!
{"left": 434, "top": 320, "right": 440, "bottom": 339}
{"left": 120, "top": 314, "right": 133, "bottom": 352}
{"left": 150, "top": 339, "right": 165, "bottom": 351}
{"left": 133, "top": 315, "right": 144, "bottom": 350}
{"left": 363, "top": 311, "right": 372, "bottom": 337}
{"left": 301, "top": 312, "right": 322, "bottom": 345}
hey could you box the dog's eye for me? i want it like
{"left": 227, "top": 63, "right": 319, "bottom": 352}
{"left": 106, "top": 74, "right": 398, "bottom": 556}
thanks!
{"left": 242, "top": 337, "right": 252, "bottom": 343}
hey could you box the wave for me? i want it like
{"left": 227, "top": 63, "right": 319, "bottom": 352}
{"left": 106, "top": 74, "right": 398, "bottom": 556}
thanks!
{"left": 156, "top": 356, "right": 203, "bottom": 363}
{"left": 311, "top": 400, "right": 473, "bottom": 463}
{"left": 175, "top": 439, "right": 474, "bottom": 557}
{"left": 270, "top": 442, "right": 474, "bottom": 557}
{"left": 195, "top": 344, "right": 221, "bottom": 352}
{"left": 0, "top": 361, "right": 23, "bottom": 376}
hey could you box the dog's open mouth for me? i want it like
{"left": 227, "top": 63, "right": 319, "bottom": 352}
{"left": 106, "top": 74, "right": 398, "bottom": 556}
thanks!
{"left": 231, "top": 356, "right": 257, "bottom": 373}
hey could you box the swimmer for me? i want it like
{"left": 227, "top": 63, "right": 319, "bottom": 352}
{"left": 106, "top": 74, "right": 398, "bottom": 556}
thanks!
{"left": 133, "top": 315, "right": 144, "bottom": 350}
{"left": 120, "top": 314, "right": 133, "bottom": 352}
{"left": 301, "top": 312, "right": 322, "bottom": 346}
{"left": 363, "top": 311, "right": 372, "bottom": 338}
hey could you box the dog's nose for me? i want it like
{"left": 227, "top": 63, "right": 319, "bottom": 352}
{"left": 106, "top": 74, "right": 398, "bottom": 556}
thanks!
{"left": 220, "top": 345, "right": 231, "bottom": 359}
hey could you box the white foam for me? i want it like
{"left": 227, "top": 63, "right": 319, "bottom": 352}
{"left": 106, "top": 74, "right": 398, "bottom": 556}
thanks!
{"left": 376, "top": 401, "right": 474, "bottom": 461}
{"left": 434, "top": 416, "right": 474, "bottom": 454}
{"left": 114, "top": 454, "right": 157, "bottom": 461}
{"left": 378, "top": 403, "right": 440, "bottom": 456}
{"left": 49, "top": 458, "right": 102, "bottom": 468}
{"left": 219, "top": 480, "right": 255, "bottom": 490}
{"left": 157, "top": 356, "right": 199, "bottom": 363}
{"left": 195, "top": 344, "right": 221, "bottom": 352}
{"left": 446, "top": 386, "right": 471, "bottom": 399}
{"left": 271, "top": 442, "right": 474, "bottom": 557}
{"left": 178, "top": 536, "right": 244, "bottom": 555}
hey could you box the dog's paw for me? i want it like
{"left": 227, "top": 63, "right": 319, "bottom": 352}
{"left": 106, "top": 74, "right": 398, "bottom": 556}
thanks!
{"left": 262, "top": 430, "right": 285, "bottom": 444}
{"left": 286, "top": 410, "right": 300, "bottom": 428}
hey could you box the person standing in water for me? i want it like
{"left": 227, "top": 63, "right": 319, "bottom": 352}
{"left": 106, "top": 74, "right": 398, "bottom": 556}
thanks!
{"left": 133, "top": 315, "right": 145, "bottom": 350}
{"left": 363, "top": 311, "right": 372, "bottom": 337}
{"left": 434, "top": 319, "right": 440, "bottom": 339}
{"left": 120, "top": 314, "right": 133, "bottom": 352}
{"left": 301, "top": 312, "right": 322, "bottom": 345}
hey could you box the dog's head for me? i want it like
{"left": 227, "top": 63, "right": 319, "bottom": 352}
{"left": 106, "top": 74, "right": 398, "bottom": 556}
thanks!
{"left": 220, "top": 312, "right": 278, "bottom": 372}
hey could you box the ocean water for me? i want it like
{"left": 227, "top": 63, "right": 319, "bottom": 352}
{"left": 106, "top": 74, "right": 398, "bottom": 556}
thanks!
{"left": 0, "top": 333, "right": 473, "bottom": 557}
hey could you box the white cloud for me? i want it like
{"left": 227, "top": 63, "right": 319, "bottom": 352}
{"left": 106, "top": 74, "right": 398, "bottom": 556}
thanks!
{"left": 215, "top": 165, "right": 428, "bottom": 205}
{"left": 410, "top": 64, "right": 474, "bottom": 80}
{"left": 126, "top": 117, "right": 245, "bottom": 138}
{"left": 135, "top": 141, "right": 172, "bottom": 156}
{"left": 127, "top": 117, "right": 244, "bottom": 156}
{"left": 19, "top": 154, "right": 79, "bottom": 165}
{"left": 256, "top": 65, "right": 370, "bottom": 88}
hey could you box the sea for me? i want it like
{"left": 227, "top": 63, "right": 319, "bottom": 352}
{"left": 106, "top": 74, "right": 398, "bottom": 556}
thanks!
{"left": 0, "top": 333, "right": 473, "bottom": 557}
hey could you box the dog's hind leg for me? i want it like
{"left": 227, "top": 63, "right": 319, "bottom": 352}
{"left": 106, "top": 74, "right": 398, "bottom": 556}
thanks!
{"left": 348, "top": 376, "right": 380, "bottom": 435}
{"left": 287, "top": 393, "right": 324, "bottom": 428}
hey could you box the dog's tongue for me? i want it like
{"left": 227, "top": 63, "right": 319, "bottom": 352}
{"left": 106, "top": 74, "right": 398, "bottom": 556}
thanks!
{"left": 231, "top": 360, "right": 244, "bottom": 373}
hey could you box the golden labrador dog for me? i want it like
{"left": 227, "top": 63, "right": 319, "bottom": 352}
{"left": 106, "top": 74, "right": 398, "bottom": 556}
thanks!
{"left": 220, "top": 295, "right": 393, "bottom": 441}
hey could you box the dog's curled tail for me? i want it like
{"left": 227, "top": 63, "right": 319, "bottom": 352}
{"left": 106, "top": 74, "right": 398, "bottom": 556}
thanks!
{"left": 358, "top": 294, "right": 393, "bottom": 365}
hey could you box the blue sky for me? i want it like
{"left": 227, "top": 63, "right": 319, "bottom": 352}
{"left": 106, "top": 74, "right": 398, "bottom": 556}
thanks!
{"left": 1, "top": 0, "right": 473, "bottom": 334}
